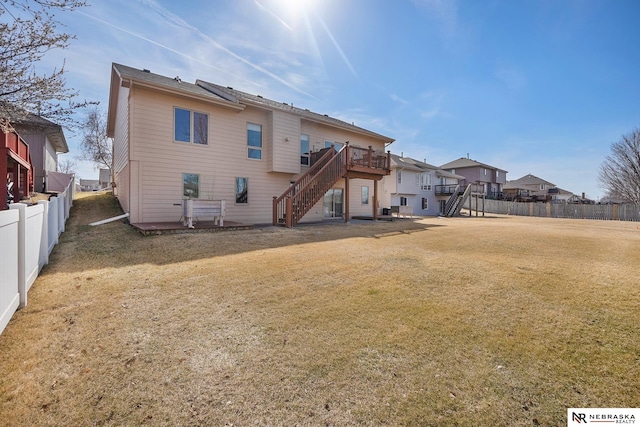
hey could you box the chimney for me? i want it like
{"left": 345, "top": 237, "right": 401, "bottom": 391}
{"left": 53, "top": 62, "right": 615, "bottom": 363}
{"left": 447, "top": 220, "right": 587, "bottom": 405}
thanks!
{"left": 582, "top": 192, "right": 586, "bottom": 199}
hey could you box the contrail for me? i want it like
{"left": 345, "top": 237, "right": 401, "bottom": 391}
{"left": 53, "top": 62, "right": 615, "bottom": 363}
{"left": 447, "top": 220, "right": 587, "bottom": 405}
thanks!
{"left": 315, "top": 13, "right": 357, "bottom": 78}
{"left": 138, "top": 0, "right": 315, "bottom": 98}
{"left": 254, "top": 0, "right": 293, "bottom": 31}
{"left": 75, "top": 10, "right": 228, "bottom": 75}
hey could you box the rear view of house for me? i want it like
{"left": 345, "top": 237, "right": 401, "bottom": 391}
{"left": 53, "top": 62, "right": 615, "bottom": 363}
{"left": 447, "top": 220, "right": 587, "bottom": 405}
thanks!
{"left": 440, "top": 157, "right": 507, "bottom": 199}
{"left": 107, "top": 63, "right": 394, "bottom": 226}
{"left": 380, "top": 154, "right": 465, "bottom": 216}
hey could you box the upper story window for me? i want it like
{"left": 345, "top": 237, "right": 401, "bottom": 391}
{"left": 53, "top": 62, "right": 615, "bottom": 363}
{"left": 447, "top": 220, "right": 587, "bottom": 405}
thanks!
{"left": 247, "top": 123, "right": 262, "bottom": 159}
{"left": 484, "top": 168, "right": 488, "bottom": 176}
{"left": 421, "top": 173, "right": 432, "bottom": 190}
{"left": 496, "top": 171, "right": 500, "bottom": 178}
{"left": 540, "top": 184, "right": 546, "bottom": 190}
{"left": 397, "top": 169, "right": 402, "bottom": 184}
{"left": 174, "top": 108, "right": 208, "bottom": 145}
{"left": 300, "top": 134, "right": 310, "bottom": 166}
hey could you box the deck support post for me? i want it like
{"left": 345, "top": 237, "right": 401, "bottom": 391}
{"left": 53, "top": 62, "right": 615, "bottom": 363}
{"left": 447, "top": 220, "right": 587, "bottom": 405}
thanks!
{"left": 373, "top": 179, "right": 378, "bottom": 220}
{"left": 344, "top": 177, "right": 350, "bottom": 223}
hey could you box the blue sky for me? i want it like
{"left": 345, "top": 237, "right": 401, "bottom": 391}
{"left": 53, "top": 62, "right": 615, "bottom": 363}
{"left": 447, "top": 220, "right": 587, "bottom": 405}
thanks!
{"left": 43, "top": 0, "right": 640, "bottom": 199}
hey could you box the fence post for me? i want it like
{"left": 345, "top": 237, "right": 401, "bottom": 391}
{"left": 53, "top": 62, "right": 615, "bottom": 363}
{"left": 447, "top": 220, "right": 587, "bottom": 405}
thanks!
{"left": 546, "top": 203, "right": 551, "bottom": 218}
{"left": 9, "top": 203, "right": 27, "bottom": 308}
{"left": 613, "top": 204, "right": 618, "bottom": 221}
{"left": 37, "top": 200, "right": 49, "bottom": 270}
{"left": 529, "top": 203, "right": 534, "bottom": 217}
{"left": 58, "top": 194, "right": 64, "bottom": 234}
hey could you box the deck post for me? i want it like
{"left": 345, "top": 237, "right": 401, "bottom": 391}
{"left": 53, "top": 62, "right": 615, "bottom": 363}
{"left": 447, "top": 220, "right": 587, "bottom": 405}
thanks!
{"left": 272, "top": 196, "right": 277, "bottom": 226}
{"left": 286, "top": 197, "right": 293, "bottom": 227}
{"left": 344, "top": 177, "right": 350, "bottom": 223}
{"left": 373, "top": 179, "right": 378, "bottom": 220}
{"left": 0, "top": 148, "right": 7, "bottom": 209}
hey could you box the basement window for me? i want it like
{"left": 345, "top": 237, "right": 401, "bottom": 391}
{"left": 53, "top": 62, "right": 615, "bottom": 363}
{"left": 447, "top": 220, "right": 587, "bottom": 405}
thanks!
{"left": 183, "top": 173, "right": 199, "bottom": 198}
{"left": 235, "top": 177, "right": 248, "bottom": 203}
{"left": 361, "top": 186, "right": 369, "bottom": 205}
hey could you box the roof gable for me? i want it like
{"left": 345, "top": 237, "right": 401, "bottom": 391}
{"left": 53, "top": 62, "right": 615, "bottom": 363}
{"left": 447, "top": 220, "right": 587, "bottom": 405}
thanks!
{"left": 440, "top": 157, "right": 507, "bottom": 173}
{"left": 507, "top": 174, "right": 555, "bottom": 187}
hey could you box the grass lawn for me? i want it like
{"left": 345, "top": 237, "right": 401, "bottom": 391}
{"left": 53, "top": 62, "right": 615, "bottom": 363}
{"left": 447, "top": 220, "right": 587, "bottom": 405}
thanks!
{"left": 1, "top": 192, "right": 639, "bottom": 426}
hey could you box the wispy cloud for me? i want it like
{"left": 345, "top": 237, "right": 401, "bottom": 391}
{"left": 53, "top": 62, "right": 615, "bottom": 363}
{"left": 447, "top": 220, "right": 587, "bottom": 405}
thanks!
{"left": 412, "top": 0, "right": 461, "bottom": 41}
{"left": 495, "top": 65, "right": 527, "bottom": 91}
{"left": 390, "top": 93, "right": 409, "bottom": 105}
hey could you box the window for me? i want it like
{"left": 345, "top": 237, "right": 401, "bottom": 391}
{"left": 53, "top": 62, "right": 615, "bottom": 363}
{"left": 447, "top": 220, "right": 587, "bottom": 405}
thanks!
{"left": 235, "top": 177, "right": 248, "bottom": 203}
{"left": 400, "top": 196, "right": 407, "bottom": 206}
{"left": 325, "top": 141, "right": 343, "bottom": 152}
{"left": 497, "top": 171, "right": 500, "bottom": 178}
{"left": 421, "top": 173, "right": 432, "bottom": 190}
{"left": 397, "top": 170, "right": 402, "bottom": 184}
{"left": 540, "top": 184, "right": 545, "bottom": 190}
{"left": 361, "top": 186, "right": 369, "bottom": 205}
{"left": 300, "top": 134, "right": 310, "bottom": 166}
{"left": 484, "top": 168, "right": 488, "bottom": 175}
{"left": 183, "top": 173, "right": 199, "bottom": 198}
{"left": 422, "top": 198, "right": 428, "bottom": 210}
{"left": 247, "top": 123, "right": 262, "bottom": 159}
{"left": 174, "top": 108, "right": 208, "bottom": 145}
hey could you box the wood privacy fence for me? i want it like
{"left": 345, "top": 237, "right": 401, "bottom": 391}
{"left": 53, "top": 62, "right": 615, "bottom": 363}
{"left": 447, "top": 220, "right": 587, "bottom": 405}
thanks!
{"left": 0, "top": 182, "right": 73, "bottom": 336}
{"left": 465, "top": 199, "right": 640, "bottom": 222}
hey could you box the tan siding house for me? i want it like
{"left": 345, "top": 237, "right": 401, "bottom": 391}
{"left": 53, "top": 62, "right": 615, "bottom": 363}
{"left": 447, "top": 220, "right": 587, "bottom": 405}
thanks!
{"left": 107, "top": 63, "right": 394, "bottom": 226}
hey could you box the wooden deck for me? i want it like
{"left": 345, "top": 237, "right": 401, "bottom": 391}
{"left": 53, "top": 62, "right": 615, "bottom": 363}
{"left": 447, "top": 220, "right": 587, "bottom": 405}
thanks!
{"left": 131, "top": 220, "right": 252, "bottom": 236}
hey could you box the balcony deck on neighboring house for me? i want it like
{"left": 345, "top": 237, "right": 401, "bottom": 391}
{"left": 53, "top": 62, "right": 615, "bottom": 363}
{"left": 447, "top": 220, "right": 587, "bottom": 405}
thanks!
{"left": 2, "top": 124, "right": 34, "bottom": 208}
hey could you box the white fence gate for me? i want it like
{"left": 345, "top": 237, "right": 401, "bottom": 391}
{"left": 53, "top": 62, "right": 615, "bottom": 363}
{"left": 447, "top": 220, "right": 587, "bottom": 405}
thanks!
{"left": 0, "top": 181, "right": 73, "bottom": 335}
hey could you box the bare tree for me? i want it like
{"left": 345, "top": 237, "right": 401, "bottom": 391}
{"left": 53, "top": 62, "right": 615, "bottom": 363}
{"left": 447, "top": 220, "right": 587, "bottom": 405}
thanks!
{"left": 79, "top": 107, "right": 112, "bottom": 177}
{"left": 0, "top": 0, "right": 93, "bottom": 129}
{"left": 57, "top": 157, "right": 76, "bottom": 174}
{"left": 599, "top": 127, "right": 640, "bottom": 205}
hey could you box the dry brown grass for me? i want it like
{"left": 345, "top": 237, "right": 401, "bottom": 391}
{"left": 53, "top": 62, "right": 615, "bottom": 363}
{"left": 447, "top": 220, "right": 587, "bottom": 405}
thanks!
{"left": 1, "top": 192, "right": 639, "bottom": 426}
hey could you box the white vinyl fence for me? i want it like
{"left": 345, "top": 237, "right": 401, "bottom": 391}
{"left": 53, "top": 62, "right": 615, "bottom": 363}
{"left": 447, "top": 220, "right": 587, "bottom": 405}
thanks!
{"left": 0, "top": 182, "right": 73, "bottom": 335}
{"left": 465, "top": 199, "right": 640, "bottom": 222}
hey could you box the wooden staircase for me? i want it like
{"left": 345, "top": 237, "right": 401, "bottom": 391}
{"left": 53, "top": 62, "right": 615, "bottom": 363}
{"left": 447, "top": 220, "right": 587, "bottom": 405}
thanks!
{"left": 444, "top": 184, "right": 471, "bottom": 217}
{"left": 273, "top": 146, "right": 347, "bottom": 227}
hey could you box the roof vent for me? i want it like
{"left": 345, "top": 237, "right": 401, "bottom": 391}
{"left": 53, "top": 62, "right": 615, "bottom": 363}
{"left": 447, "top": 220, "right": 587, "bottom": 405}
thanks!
{"left": 174, "top": 76, "right": 181, "bottom": 82}
{"left": 257, "top": 95, "right": 263, "bottom": 98}
{"left": 142, "top": 69, "right": 150, "bottom": 73}
{"left": 227, "top": 86, "right": 233, "bottom": 90}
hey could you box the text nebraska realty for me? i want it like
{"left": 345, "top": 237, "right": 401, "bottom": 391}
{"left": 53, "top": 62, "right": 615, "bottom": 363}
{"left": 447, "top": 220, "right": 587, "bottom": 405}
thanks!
{"left": 573, "top": 412, "right": 636, "bottom": 423}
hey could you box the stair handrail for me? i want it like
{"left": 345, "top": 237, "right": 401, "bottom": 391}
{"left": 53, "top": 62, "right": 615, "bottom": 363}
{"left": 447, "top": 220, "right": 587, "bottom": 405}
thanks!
{"left": 443, "top": 184, "right": 461, "bottom": 216}
{"left": 272, "top": 145, "right": 342, "bottom": 225}
{"left": 453, "top": 184, "right": 473, "bottom": 216}
{"left": 285, "top": 146, "right": 348, "bottom": 227}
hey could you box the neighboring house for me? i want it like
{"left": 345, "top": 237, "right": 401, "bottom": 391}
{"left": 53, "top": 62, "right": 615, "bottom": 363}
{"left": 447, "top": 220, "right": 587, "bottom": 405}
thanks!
{"left": 10, "top": 113, "right": 68, "bottom": 193}
{"left": 380, "top": 154, "right": 464, "bottom": 216}
{"left": 98, "top": 168, "right": 111, "bottom": 189}
{"left": 504, "top": 174, "right": 574, "bottom": 203}
{"left": 440, "top": 157, "right": 507, "bottom": 199}
{"left": 106, "top": 63, "right": 394, "bottom": 226}
{"left": 79, "top": 179, "right": 100, "bottom": 191}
